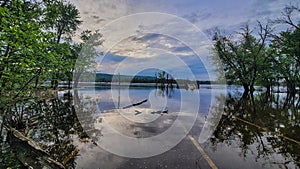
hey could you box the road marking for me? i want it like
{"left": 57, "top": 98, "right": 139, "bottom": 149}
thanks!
{"left": 236, "top": 117, "right": 300, "bottom": 145}
{"left": 187, "top": 134, "right": 218, "bottom": 169}
{"left": 178, "top": 120, "right": 218, "bottom": 169}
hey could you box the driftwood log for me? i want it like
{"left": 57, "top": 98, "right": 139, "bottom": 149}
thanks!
{"left": 123, "top": 99, "right": 148, "bottom": 109}
{"left": 9, "top": 127, "right": 65, "bottom": 169}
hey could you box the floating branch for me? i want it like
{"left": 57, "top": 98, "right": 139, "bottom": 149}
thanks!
{"left": 123, "top": 99, "right": 148, "bottom": 109}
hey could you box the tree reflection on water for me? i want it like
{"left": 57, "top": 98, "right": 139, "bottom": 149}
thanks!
{"left": 0, "top": 89, "right": 299, "bottom": 168}
{"left": 0, "top": 91, "right": 99, "bottom": 168}
{"left": 210, "top": 91, "right": 300, "bottom": 168}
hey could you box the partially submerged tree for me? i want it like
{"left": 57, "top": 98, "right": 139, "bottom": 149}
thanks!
{"left": 0, "top": 0, "right": 55, "bottom": 98}
{"left": 212, "top": 23, "right": 270, "bottom": 94}
{"left": 270, "top": 4, "right": 300, "bottom": 98}
{"left": 42, "top": 0, "right": 82, "bottom": 89}
{"left": 72, "top": 30, "right": 103, "bottom": 89}
{"left": 0, "top": 0, "right": 91, "bottom": 139}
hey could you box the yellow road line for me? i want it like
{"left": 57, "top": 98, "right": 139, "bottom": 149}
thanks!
{"left": 178, "top": 121, "right": 218, "bottom": 169}
{"left": 182, "top": 116, "right": 299, "bottom": 169}
{"left": 187, "top": 134, "right": 218, "bottom": 169}
{"left": 235, "top": 117, "right": 268, "bottom": 131}
{"left": 235, "top": 117, "right": 300, "bottom": 145}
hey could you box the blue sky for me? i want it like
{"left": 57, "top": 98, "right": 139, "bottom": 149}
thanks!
{"left": 71, "top": 0, "right": 299, "bottom": 80}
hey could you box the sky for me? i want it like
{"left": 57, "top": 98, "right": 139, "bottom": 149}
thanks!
{"left": 70, "top": 0, "right": 299, "bottom": 80}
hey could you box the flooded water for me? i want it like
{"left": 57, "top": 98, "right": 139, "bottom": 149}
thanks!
{"left": 0, "top": 85, "right": 299, "bottom": 168}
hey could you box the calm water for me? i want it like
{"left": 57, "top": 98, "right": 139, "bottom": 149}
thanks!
{"left": 0, "top": 85, "right": 299, "bottom": 169}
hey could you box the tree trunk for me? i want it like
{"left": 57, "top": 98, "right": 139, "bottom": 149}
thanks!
{"left": 266, "top": 83, "right": 271, "bottom": 95}
{"left": 35, "top": 76, "right": 39, "bottom": 89}
{"left": 286, "top": 79, "right": 296, "bottom": 99}
{"left": 242, "top": 90, "right": 249, "bottom": 99}
{"left": 51, "top": 80, "right": 58, "bottom": 90}
{"left": 250, "top": 84, "right": 255, "bottom": 94}
{"left": 73, "top": 70, "right": 82, "bottom": 89}
{"left": 242, "top": 83, "right": 250, "bottom": 94}
{"left": 68, "top": 79, "right": 71, "bottom": 89}
{"left": 250, "top": 92, "right": 256, "bottom": 116}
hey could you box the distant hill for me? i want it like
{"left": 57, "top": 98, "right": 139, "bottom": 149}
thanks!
{"left": 95, "top": 73, "right": 156, "bottom": 83}
{"left": 94, "top": 73, "right": 219, "bottom": 85}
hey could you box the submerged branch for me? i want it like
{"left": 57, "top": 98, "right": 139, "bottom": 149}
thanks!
{"left": 6, "top": 127, "right": 65, "bottom": 169}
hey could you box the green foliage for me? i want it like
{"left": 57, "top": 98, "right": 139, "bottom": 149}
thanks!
{"left": 0, "top": 1, "right": 48, "bottom": 98}
{"left": 212, "top": 24, "right": 268, "bottom": 92}
{"left": 270, "top": 26, "right": 300, "bottom": 93}
{"left": 42, "top": 0, "right": 82, "bottom": 43}
{"left": 213, "top": 4, "right": 300, "bottom": 95}
{"left": 0, "top": 1, "right": 91, "bottom": 167}
{"left": 73, "top": 30, "right": 103, "bottom": 88}
{"left": 0, "top": 0, "right": 81, "bottom": 98}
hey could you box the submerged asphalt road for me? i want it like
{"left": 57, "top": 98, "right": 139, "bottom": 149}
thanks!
{"left": 74, "top": 117, "right": 215, "bottom": 169}
{"left": 74, "top": 108, "right": 296, "bottom": 169}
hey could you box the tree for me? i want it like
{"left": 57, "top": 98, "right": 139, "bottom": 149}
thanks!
{"left": 270, "top": 4, "right": 300, "bottom": 97}
{"left": 270, "top": 29, "right": 300, "bottom": 96}
{"left": 0, "top": 0, "right": 85, "bottom": 135}
{"left": 212, "top": 23, "right": 270, "bottom": 94}
{"left": 42, "top": 0, "right": 81, "bottom": 43}
{"left": 72, "top": 30, "right": 103, "bottom": 89}
{"left": 0, "top": 0, "right": 55, "bottom": 97}
{"left": 0, "top": 0, "right": 63, "bottom": 136}
{"left": 255, "top": 47, "right": 279, "bottom": 95}
{"left": 42, "top": 0, "right": 82, "bottom": 89}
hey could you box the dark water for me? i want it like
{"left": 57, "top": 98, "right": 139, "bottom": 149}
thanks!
{"left": 204, "top": 91, "right": 300, "bottom": 169}
{"left": 0, "top": 85, "right": 299, "bottom": 168}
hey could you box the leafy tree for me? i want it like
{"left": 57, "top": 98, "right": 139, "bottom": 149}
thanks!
{"left": 270, "top": 30, "right": 300, "bottom": 96}
{"left": 0, "top": 0, "right": 85, "bottom": 135}
{"left": 271, "top": 4, "right": 300, "bottom": 97}
{"left": 72, "top": 30, "right": 103, "bottom": 88}
{"left": 255, "top": 47, "right": 279, "bottom": 95}
{"left": 42, "top": 0, "right": 81, "bottom": 43}
{"left": 212, "top": 24, "right": 270, "bottom": 93}
{"left": 157, "top": 71, "right": 166, "bottom": 84}
{"left": 42, "top": 0, "right": 82, "bottom": 89}
{"left": 0, "top": 0, "right": 53, "bottom": 97}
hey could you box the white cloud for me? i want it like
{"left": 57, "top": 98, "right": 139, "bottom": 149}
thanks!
{"left": 70, "top": 0, "right": 296, "bottom": 80}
